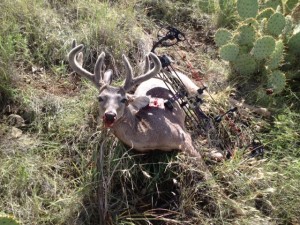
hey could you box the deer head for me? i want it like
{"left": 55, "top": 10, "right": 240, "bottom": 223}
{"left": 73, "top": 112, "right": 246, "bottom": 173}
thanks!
{"left": 68, "top": 44, "right": 161, "bottom": 127}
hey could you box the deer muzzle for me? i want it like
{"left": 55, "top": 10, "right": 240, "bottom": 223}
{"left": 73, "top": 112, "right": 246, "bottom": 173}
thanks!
{"left": 103, "top": 112, "right": 117, "bottom": 127}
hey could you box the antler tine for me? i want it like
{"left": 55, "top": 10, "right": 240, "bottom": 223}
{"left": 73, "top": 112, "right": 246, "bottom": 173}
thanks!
{"left": 68, "top": 44, "right": 99, "bottom": 86}
{"left": 94, "top": 52, "right": 105, "bottom": 86}
{"left": 71, "top": 39, "right": 77, "bottom": 48}
{"left": 123, "top": 52, "right": 161, "bottom": 92}
{"left": 122, "top": 54, "right": 134, "bottom": 91}
{"left": 143, "top": 55, "right": 150, "bottom": 74}
{"left": 71, "top": 40, "right": 84, "bottom": 66}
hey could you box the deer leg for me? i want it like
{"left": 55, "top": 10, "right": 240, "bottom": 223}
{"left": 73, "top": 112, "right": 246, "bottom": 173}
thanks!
{"left": 228, "top": 98, "right": 270, "bottom": 117}
{"left": 181, "top": 133, "right": 202, "bottom": 158}
{"left": 181, "top": 132, "right": 224, "bottom": 162}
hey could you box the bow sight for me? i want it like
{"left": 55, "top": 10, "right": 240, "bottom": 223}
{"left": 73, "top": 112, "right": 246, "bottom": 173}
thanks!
{"left": 151, "top": 26, "right": 264, "bottom": 159}
{"left": 151, "top": 26, "right": 186, "bottom": 53}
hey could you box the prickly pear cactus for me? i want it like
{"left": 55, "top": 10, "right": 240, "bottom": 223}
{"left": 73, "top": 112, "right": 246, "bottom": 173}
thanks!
{"left": 237, "top": 0, "right": 259, "bottom": 19}
{"left": 214, "top": 28, "right": 232, "bottom": 47}
{"left": 267, "top": 12, "right": 286, "bottom": 36}
{"left": 233, "top": 54, "right": 257, "bottom": 75}
{"left": 285, "top": 70, "right": 300, "bottom": 79}
{"left": 262, "top": 0, "right": 284, "bottom": 12}
{"left": 257, "top": 8, "right": 275, "bottom": 20}
{"left": 286, "top": 0, "right": 299, "bottom": 13}
{"left": 268, "top": 70, "right": 286, "bottom": 93}
{"left": 214, "top": 0, "right": 299, "bottom": 95}
{"left": 266, "top": 40, "right": 284, "bottom": 70}
{"left": 236, "top": 24, "right": 256, "bottom": 45}
{"left": 291, "top": 3, "right": 300, "bottom": 21}
{"left": 288, "top": 32, "right": 300, "bottom": 55}
{"left": 0, "top": 214, "right": 20, "bottom": 225}
{"left": 252, "top": 36, "right": 276, "bottom": 60}
{"left": 220, "top": 43, "right": 239, "bottom": 61}
{"left": 283, "top": 15, "right": 293, "bottom": 36}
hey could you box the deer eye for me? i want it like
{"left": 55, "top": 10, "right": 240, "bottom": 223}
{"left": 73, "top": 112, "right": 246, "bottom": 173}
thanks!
{"left": 98, "top": 96, "right": 104, "bottom": 102}
{"left": 120, "top": 98, "right": 128, "bottom": 104}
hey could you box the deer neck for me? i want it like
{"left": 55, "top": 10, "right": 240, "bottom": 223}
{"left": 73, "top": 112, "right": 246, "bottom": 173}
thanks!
{"left": 110, "top": 106, "right": 138, "bottom": 142}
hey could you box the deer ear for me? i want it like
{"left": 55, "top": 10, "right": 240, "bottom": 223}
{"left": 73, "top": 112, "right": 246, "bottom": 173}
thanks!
{"left": 128, "top": 96, "right": 150, "bottom": 112}
{"left": 103, "top": 69, "right": 113, "bottom": 85}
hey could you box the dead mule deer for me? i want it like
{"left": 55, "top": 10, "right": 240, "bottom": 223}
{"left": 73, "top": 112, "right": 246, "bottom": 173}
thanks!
{"left": 68, "top": 44, "right": 205, "bottom": 158}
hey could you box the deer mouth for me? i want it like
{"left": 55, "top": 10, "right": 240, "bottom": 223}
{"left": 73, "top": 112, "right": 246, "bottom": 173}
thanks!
{"left": 103, "top": 114, "right": 116, "bottom": 128}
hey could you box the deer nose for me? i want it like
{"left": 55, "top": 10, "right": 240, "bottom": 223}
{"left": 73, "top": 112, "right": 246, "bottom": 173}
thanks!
{"left": 104, "top": 112, "right": 116, "bottom": 122}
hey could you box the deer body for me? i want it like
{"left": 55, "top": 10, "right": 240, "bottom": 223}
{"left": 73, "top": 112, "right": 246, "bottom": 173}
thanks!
{"left": 112, "top": 79, "right": 191, "bottom": 149}
{"left": 68, "top": 44, "right": 201, "bottom": 158}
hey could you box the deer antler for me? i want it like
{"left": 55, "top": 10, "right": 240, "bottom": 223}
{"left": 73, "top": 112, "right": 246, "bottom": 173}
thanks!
{"left": 71, "top": 40, "right": 84, "bottom": 66}
{"left": 122, "top": 52, "right": 161, "bottom": 92}
{"left": 68, "top": 44, "right": 105, "bottom": 88}
{"left": 69, "top": 43, "right": 161, "bottom": 90}
{"left": 143, "top": 55, "right": 150, "bottom": 73}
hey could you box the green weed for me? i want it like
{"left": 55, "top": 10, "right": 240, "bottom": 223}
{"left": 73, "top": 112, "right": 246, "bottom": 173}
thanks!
{"left": 263, "top": 109, "right": 300, "bottom": 158}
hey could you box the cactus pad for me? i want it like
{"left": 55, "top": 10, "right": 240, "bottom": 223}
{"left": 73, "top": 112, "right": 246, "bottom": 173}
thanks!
{"left": 288, "top": 32, "right": 300, "bottom": 55}
{"left": 239, "top": 45, "right": 252, "bottom": 54}
{"left": 267, "top": 12, "right": 286, "bottom": 36}
{"left": 252, "top": 36, "right": 276, "bottom": 60}
{"left": 237, "top": 0, "right": 259, "bottom": 19}
{"left": 0, "top": 215, "right": 20, "bottom": 225}
{"left": 286, "top": 0, "right": 299, "bottom": 13}
{"left": 233, "top": 54, "right": 257, "bottom": 75}
{"left": 283, "top": 15, "right": 293, "bottom": 36}
{"left": 268, "top": 70, "right": 286, "bottom": 93}
{"left": 257, "top": 8, "right": 275, "bottom": 20}
{"left": 220, "top": 43, "right": 239, "bottom": 61}
{"left": 236, "top": 24, "right": 256, "bottom": 45}
{"left": 285, "top": 70, "right": 300, "bottom": 79}
{"left": 291, "top": 3, "right": 300, "bottom": 21}
{"left": 266, "top": 40, "right": 284, "bottom": 70}
{"left": 215, "top": 28, "right": 232, "bottom": 47}
{"left": 263, "top": 0, "right": 284, "bottom": 12}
